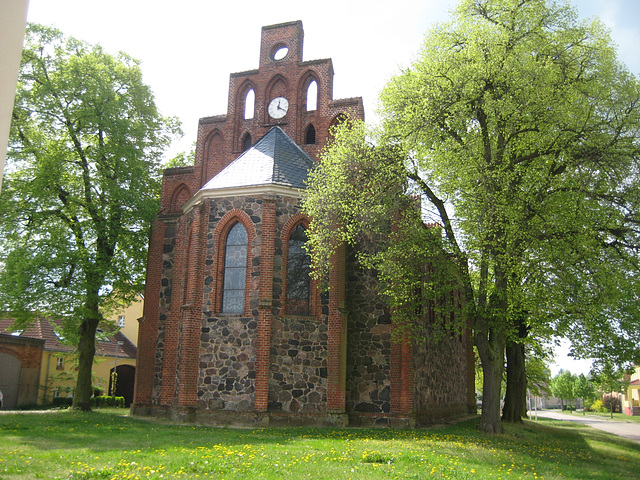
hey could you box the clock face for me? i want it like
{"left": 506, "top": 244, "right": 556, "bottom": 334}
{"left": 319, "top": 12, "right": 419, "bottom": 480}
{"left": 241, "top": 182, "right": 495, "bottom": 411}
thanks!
{"left": 268, "top": 97, "right": 289, "bottom": 119}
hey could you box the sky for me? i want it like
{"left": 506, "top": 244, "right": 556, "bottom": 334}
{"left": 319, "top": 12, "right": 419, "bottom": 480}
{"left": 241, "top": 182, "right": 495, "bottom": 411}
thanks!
{"left": 26, "top": 0, "right": 640, "bottom": 377}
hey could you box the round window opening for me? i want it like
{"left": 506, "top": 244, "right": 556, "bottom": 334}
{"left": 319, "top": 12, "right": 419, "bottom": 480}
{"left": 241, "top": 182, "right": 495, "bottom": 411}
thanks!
{"left": 273, "top": 46, "right": 289, "bottom": 61}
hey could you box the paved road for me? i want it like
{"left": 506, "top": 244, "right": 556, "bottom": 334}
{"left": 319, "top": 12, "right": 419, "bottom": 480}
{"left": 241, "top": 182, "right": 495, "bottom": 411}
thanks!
{"left": 530, "top": 409, "right": 640, "bottom": 445}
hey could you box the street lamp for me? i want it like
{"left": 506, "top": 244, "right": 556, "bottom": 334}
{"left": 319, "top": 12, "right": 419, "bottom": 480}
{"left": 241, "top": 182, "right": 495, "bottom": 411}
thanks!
{"left": 111, "top": 341, "right": 124, "bottom": 397}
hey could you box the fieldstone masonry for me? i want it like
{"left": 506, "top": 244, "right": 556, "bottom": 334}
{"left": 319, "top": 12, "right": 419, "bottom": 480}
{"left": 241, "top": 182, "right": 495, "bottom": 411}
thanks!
{"left": 132, "top": 21, "right": 475, "bottom": 427}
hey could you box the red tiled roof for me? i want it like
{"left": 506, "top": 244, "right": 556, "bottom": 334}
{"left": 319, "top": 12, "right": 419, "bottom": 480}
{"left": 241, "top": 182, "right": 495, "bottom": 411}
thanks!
{"left": 0, "top": 316, "right": 135, "bottom": 359}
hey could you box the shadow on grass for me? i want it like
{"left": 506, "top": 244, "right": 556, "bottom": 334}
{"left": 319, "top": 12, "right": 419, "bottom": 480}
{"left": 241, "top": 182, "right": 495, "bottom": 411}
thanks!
{"left": 483, "top": 417, "right": 640, "bottom": 479}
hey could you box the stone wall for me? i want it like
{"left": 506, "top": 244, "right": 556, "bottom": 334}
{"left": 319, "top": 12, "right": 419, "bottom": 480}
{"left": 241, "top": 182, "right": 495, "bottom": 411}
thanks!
{"left": 196, "top": 196, "right": 264, "bottom": 412}
{"left": 198, "top": 315, "right": 257, "bottom": 411}
{"left": 268, "top": 316, "right": 328, "bottom": 413}
{"left": 413, "top": 299, "right": 470, "bottom": 422}
{"left": 345, "top": 249, "right": 392, "bottom": 414}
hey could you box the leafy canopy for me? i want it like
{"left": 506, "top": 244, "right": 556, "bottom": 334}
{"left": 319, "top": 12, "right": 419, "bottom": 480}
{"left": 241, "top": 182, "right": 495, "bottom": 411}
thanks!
{"left": 0, "top": 23, "right": 180, "bottom": 334}
{"left": 305, "top": 0, "right": 640, "bottom": 433}
{"left": 379, "top": 0, "right": 640, "bottom": 357}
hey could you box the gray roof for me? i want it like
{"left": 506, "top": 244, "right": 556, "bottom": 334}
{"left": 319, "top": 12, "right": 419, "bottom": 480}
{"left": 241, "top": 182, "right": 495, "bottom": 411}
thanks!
{"left": 201, "top": 127, "right": 315, "bottom": 191}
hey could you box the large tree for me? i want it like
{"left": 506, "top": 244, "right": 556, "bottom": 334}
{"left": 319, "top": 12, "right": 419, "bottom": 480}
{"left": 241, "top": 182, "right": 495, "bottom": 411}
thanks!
{"left": 0, "top": 24, "right": 179, "bottom": 410}
{"left": 304, "top": 0, "right": 640, "bottom": 433}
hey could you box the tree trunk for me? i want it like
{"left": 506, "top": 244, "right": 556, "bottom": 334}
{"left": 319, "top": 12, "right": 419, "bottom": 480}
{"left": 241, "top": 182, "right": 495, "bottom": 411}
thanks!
{"left": 475, "top": 262, "right": 509, "bottom": 434}
{"left": 73, "top": 291, "right": 101, "bottom": 411}
{"left": 502, "top": 340, "right": 527, "bottom": 422}
{"left": 478, "top": 342, "right": 505, "bottom": 433}
{"left": 475, "top": 317, "right": 506, "bottom": 434}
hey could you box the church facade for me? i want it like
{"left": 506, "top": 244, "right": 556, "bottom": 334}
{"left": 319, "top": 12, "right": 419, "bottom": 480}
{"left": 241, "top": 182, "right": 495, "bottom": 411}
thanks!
{"left": 132, "top": 21, "right": 475, "bottom": 427}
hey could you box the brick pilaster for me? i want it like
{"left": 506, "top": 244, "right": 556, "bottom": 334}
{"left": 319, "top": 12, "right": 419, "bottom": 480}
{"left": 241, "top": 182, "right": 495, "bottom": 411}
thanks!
{"left": 255, "top": 196, "right": 276, "bottom": 412}
{"left": 159, "top": 215, "right": 189, "bottom": 406}
{"left": 177, "top": 203, "right": 207, "bottom": 407}
{"left": 390, "top": 325, "right": 414, "bottom": 415}
{"left": 133, "top": 218, "right": 165, "bottom": 405}
{"left": 327, "top": 243, "right": 347, "bottom": 413}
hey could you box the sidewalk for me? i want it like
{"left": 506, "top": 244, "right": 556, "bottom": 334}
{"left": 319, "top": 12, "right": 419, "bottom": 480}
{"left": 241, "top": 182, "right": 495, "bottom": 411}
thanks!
{"left": 530, "top": 409, "right": 640, "bottom": 445}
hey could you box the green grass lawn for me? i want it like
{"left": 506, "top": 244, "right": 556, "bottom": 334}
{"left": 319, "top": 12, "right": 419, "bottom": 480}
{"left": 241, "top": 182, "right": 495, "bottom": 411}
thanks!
{"left": 1, "top": 409, "right": 639, "bottom": 479}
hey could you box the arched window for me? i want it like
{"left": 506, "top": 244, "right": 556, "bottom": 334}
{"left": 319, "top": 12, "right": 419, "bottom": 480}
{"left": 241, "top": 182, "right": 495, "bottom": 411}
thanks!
{"left": 242, "top": 132, "right": 252, "bottom": 152}
{"left": 244, "top": 89, "right": 255, "bottom": 120}
{"left": 287, "top": 224, "right": 311, "bottom": 315}
{"left": 222, "top": 222, "right": 247, "bottom": 313}
{"left": 305, "top": 124, "right": 316, "bottom": 145}
{"left": 306, "top": 80, "right": 317, "bottom": 111}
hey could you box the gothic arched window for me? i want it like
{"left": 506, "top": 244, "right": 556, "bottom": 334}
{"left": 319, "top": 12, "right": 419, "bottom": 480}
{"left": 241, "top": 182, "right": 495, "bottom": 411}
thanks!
{"left": 244, "top": 89, "right": 255, "bottom": 119}
{"left": 242, "top": 132, "right": 252, "bottom": 152}
{"left": 306, "top": 80, "right": 318, "bottom": 111}
{"left": 222, "top": 222, "right": 248, "bottom": 313}
{"left": 305, "top": 124, "right": 316, "bottom": 144}
{"left": 287, "top": 224, "right": 311, "bottom": 315}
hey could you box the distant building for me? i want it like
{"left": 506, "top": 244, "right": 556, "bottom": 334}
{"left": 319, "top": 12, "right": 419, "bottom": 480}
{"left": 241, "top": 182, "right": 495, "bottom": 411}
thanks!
{"left": 622, "top": 366, "right": 640, "bottom": 416}
{"left": 0, "top": 312, "right": 137, "bottom": 409}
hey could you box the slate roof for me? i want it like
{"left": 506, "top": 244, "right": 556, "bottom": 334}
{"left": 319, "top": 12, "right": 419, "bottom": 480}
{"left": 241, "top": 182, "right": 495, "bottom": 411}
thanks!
{"left": 0, "top": 316, "right": 136, "bottom": 359}
{"left": 201, "top": 126, "right": 315, "bottom": 191}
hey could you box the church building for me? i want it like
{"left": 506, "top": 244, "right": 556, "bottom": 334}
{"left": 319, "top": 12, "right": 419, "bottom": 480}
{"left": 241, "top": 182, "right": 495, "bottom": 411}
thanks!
{"left": 132, "top": 21, "right": 475, "bottom": 427}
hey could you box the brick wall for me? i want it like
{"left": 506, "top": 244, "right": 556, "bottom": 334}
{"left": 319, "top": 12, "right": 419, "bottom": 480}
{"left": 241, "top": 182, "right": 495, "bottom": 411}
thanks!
{"left": 0, "top": 335, "right": 44, "bottom": 407}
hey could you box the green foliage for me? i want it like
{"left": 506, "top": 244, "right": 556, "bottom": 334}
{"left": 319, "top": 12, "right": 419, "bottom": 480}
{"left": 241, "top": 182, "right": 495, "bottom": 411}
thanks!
{"left": 306, "top": 0, "right": 640, "bottom": 432}
{"left": 51, "top": 397, "right": 73, "bottom": 408}
{"left": 573, "top": 373, "right": 596, "bottom": 406}
{"left": 525, "top": 347, "right": 552, "bottom": 397}
{"left": 592, "top": 398, "right": 607, "bottom": 413}
{"left": 0, "top": 23, "right": 180, "bottom": 409}
{"left": 591, "top": 360, "right": 631, "bottom": 401}
{"left": 550, "top": 370, "right": 577, "bottom": 407}
{"left": 163, "top": 143, "right": 195, "bottom": 169}
{"left": 380, "top": 0, "right": 640, "bottom": 351}
{"left": 91, "top": 395, "right": 125, "bottom": 408}
{"left": 304, "top": 120, "right": 464, "bottom": 340}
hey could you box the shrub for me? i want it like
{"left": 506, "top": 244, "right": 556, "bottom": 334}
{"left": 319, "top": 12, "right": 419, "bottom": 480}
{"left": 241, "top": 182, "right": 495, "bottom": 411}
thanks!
{"left": 51, "top": 397, "right": 73, "bottom": 408}
{"left": 90, "top": 396, "right": 125, "bottom": 408}
{"left": 593, "top": 399, "right": 607, "bottom": 413}
{"left": 603, "top": 395, "right": 621, "bottom": 413}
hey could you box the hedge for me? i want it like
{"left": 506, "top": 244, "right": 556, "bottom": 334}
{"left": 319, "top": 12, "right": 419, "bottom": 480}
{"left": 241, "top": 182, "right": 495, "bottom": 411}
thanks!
{"left": 90, "top": 396, "right": 125, "bottom": 408}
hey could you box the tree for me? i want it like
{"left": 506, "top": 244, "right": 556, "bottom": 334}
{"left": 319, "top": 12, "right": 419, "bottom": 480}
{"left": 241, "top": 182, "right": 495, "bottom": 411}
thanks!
{"left": 550, "top": 370, "right": 576, "bottom": 410}
{"left": 0, "top": 24, "right": 179, "bottom": 410}
{"left": 305, "top": 0, "right": 640, "bottom": 434}
{"left": 572, "top": 373, "right": 595, "bottom": 415}
{"left": 591, "top": 361, "right": 631, "bottom": 418}
{"left": 380, "top": 0, "right": 640, "bottom": 431}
